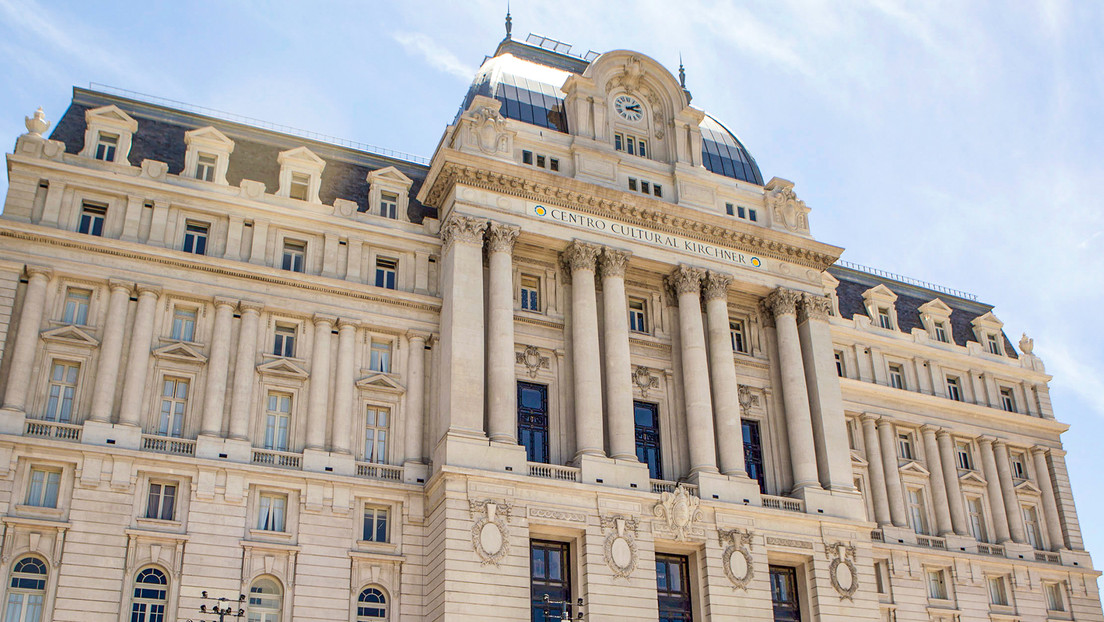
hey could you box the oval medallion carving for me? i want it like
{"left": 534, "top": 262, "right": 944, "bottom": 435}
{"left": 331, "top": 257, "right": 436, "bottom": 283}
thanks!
{"left": 610, "top": 536, "right": 632, "bottom": 567}
{"left": 479, "top": 522, "right": 503, "bottom": 556}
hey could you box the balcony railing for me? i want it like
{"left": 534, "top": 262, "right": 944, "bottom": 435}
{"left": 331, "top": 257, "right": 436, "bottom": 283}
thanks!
{"left": 650, "top": 480, "right": 700, "bottom": 496}
{"left": 528, "top": 463, "right": 580, "bottom": 482}
{"left": 1034, "top": 551, "right": 1061, "bottom": 564}
{"left": 356, "top": 462, "right": 403, "bottom": 482}
{"left": 141, "top": 434, "right": 196, "bottom": 456}
{"left": 251, "top": 448, "right": 301, "bottom": 469}
{"left": 978, "top": 543, "right": 1006, "bottom": 556}
{"left": 24, "top": 420, "right": 82, "bottom": 442}
{"left": 762, "top": 494, "right": 805, "bottom": 513}
{"left": 917, "top": 535, "right": 947, "bottom": 549}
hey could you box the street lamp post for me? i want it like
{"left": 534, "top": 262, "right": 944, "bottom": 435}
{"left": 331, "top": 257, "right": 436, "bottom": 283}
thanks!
{"left": 186, "top": 590, "right": 246, "bottom": 622}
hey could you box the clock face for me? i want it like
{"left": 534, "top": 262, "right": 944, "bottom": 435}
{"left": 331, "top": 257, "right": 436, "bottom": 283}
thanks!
{"left": 614, "top": 94, "right": 643, "bottom": 122}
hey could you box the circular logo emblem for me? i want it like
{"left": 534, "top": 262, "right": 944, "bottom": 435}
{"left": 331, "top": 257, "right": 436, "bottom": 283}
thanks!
{"left": 534, "top": 205, "right": 547, "bottom": 216}
{"left": 750, "top": 257, "right": 762, "bottom": 267}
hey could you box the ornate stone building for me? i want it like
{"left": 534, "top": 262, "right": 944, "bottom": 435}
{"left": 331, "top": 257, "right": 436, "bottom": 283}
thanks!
{"left": 0, "top": 29, "right": 1098, "bottom": 622}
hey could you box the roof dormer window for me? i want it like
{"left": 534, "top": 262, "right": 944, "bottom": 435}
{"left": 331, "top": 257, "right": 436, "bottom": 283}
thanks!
{"left": 970, "top": 311, "right": 1006, "bottom": 356}
{"left": 183, "top": 126, "right": 235, "bottom": 185}
{"left": 289, "top": 173, "right": 310, "bottom": 201}
{"left": 861, "top": 284, "right": 899, "bottom": 332}
{"left": 986, "top": 334, "right": 1001, "bottom": 355}
{"left": 276, "top": 146, "right": 325, "bottom": 203}
{"left": 934, "top": 321, "right": 948, "bottom": 343}
{"left": 79, "top": 104, "right": 138, "bottom": 165}
{"left": 94, "top": 132, "right": 118, "bottom": 161}
{"left": 366, "top": 166, "right": 414, "bottom": 223}
{"left": 195, "top": 153, "right": 217, "bottom": 182}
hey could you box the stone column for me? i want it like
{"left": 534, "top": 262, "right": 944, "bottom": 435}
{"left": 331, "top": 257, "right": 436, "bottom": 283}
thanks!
{"left": 117, "top": 284, "right": 161, "bottom": 427}
{"left": 797, "top": 293, "right": 853, "bottom": 490}
{"left": 761, "top": 288, "right": 818, "bottom": 489}
{"left": 702, "top": 271, "right": 746, "bottom": 477}
{"left": 978, "top": 437, "right": 1012, "bottom": 543}
{"left": 860, "top": 414, "right": 892, "bottom": 526}
{"left": 199, "top": 297, "right": 236, "bottom": 435}
{"left": 877, "top": 418, "right": 908, "bottom": 527}
{"left": 1, "top": 266, "right": 51, "bottom": 412}
{"left": 404, "top": 332, "right": 429, "bottom": 463}
{"left": 667, "top": 266, "right": 717, "bottom": 474}
{"left": 600, "top": 248, "right": 635, "bottom": 461}
{"left": 305, "top": 315, "right": 335, "bottom": 450}
{"left": 228, "top": 302, "right": 263, "bottom": 440}
{"left": 436, "top": 215, "right": 488, "bottom": 440}
{"left": 993, "top": 439, "right": 1027, "bottom": 543}
{"left": 330, "top": 319, "right": 359, "bottom": 455}
{"left": 88, "top": 280, "right": 131, "bottom": 422}
{"left": 921, "top": 426, "right": 953, "bottom": 536}
{"left": 1032, "top": 447, "right": 1066, "bottom": 550}
{"left": 485, "top": 223, "right": 520, "bottom": 444}
{"left": 562, "top": 241, "right": 605, "bottom": 459}
{"left": 936, "top": 430, "right": 969, "bottom": 536}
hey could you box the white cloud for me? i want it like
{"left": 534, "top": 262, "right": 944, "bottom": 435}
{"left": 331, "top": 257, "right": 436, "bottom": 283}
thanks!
{"left": 393, "top": 31, "right": 474, "bottom": 80}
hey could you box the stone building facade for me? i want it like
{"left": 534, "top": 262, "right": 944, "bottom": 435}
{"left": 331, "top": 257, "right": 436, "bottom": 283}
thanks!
{"left": 0, "top": 31, "right": 1098, "bottom": 622}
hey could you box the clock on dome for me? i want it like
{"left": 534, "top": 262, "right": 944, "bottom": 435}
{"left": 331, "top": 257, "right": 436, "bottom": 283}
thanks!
{"left": 613, "top": 94, "right": 643, "bottom": 122}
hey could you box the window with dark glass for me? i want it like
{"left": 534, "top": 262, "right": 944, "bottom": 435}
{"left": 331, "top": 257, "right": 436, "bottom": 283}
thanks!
{"left": 531, "top": 540, "right": 571, "bottom": 622}
{"left": 375, "top": 258, "right": 397, "bottom": 289}
{"left": 742, "top": 419, "right": 765, "bottom": 493}
{"left": 78, "top": 202, "right": 107, "bottom": 236}
{"left": 273, "top": 324, "right": 296, "bottom": 357}
{"left": 834, "top": 350, "right": 845, "bottom": 377}
{"left": 634, "top": 401, "right": 661, "bottom": 480}
{"left": 656, "top": 553, "right": 692, "bottom": 622}
{"left": 888, "top": 364, "right": 905, "bottom": 390}
{"left": 946, "top": 376, "right": 962, "bottom": 401}
{"left": 1000, "top": 387, "right": 1016, "bottom": 413}
{"left": 363, "top": 506, "right": 389, "bottom": 543}
{"left": 725, "top": 203, "right": 735, "bottom": 216}
{"left": 934, "top": 321, "right": 949, "bottom": 342}
{"left": 520, "top": 275, "right": 540, "bottom": 312}
{"left": 62, "top": 288, "right": 91, "bottom": 325}
{"left": 129, "top": 567, "right": 169, "bottom": 622}
{"left": 380, "top": 192, "right": 398, "bottom": 219}
{"left": 282, "top": 240, "right": 306, "bottom": 272}
{"left": 146, "top": 482, "right": 177, "bottom": 521}
{"left": 195, "top": 153, "right": 217, "bottom": 182}
{"left": 517, "top": 382, "right": 549, "bottom": 464}
{"left": 877, "top": 307, "right": 893, "bottom": 329}
{"left": 183, "top": 221, "right": 209, "bottom": 255}
{"left": 94, "top": 132, "right": 118, "bottom": 161}
{"left": 629, "top": 298, "right": 648, "bottom": 333}
{"left": 770, "top": 566, "right": 801, "bottom": 622}
{"left": 729, "top": 320, "right": 747, "bottom": 353}
{"left": 987, "top": 333, "right": 1001, "bottom": 355}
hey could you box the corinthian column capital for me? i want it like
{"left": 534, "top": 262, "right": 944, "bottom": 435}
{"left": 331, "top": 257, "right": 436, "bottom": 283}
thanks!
{"left": 485, "top": 222, "right": 521, "bottom": 253}
{"left": 763, "top": 287, "right": 801, "bottom": 318}
{"left": 598, "top": 248, "right": 631, "bottom": 279}
{"left": 441, "top": 214, "right": 488, "bottom": 251}
{"left": 560, "top": 240, "right": 601, "bottom": 273}
{"left": 665, "top": 265, "right": 705, "bottom": 296}
{"left": 702, "top": 271, "right": 732, "bottom": 302}
{"left": 798, "top": 292, "right": 832, "bottom": 323}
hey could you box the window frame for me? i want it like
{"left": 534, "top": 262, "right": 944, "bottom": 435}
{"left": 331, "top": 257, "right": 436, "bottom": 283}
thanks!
{"left": 363, "top": 404, "right": 390, "bottom": 464}
{"left": 25, "top": 467, "right": 61, "bottom": 509}
{"left": 356, "top": 585, "right": 389, "bottom": 622}
{"left": 281, "top": 239, "right": 307, "bottom": 273}
{"left": 246, "top": 576, "right": 284, "bottom": 622}
{"left": 517, "top": 381, "right": 550, "bottom": 464}
{"left": 169, "top": 306, "right": 198, "bottom": 343}
{"left": 926, "top": 568, "right": 950, "bottom": 601}
{"left": 262, "top": 391, "right": 293, "bottom": 452}
{"left": 999, "top": 387, "right": 1017, "bottom": 413}
{"left": 634, "top": 401, "right": 662, "bottom": 480}
{"left": 628, "top": 297, "right": 648, "bottom": 334}
{"left": 369, "top": 340, "right": 392, "bottom": 374}
{"left": 77, "top": 201, "right": 107, "bottom": 236}
{"left": 946, "top": 376, "right": 963, "bottom": 401}
{"left": 729, "top": 319, "right": 748, "bottom": 354}
{"left": 360, "top": 505, "right": 390, "bottom": 544}
{"left": 987, "top": 574, "right": 1009, "bottom": 607}
{"left": 182, "top": 220, "right": 210, "bottom": 256}
{"left": 906, "top": 486, "right": 929, "bottom": 535}
{"left": 520, "top": 274, "right": 541, "bottom": 313}
{"left": 43, "top": 360, "right": 80, "bottom": 423}
{"left": 144, "top": 480, "right": 179, "bottom": 522}
{"left": 155, "top": 376, "right": 190, "bottom": 438}
{"left": 374, "top": 257, "right": 398, "bottom": 290}
{"left": 966, "top": 495, "right": 989, "bottom": 543}
{"left": 195, "top": 152, "right": 218, "bottom": 182}
{"left": 256, "top": 492, "right": 288, "bottom": 533}
{"left": 4, "top": 556, "right": 49, "bottom": 622}
{"left": 955, "top": 441, "right": 974, "bottom": 470}
{"left": 93, "top": 131, "right": 119, "bottom": 162}
{"left": 897, "top": 431, "right": 915, "bottom": 461}
{"left": 129, "top": 566, "right": 169, "bottom": 622}
{"left": 656, "top": 552, "right": 693, "bottom": 622}
{"left": 833, "top": 350, "right": 846, "bottom": 378}
{"left": 888, "top": 363, "right": 906, "bottom": 390}
{"left": 273, "top": 323, "right": 298, "bottom": 358}
{"left": 61, "top": 287, "right": 91, "bottom": 326}
{"left": 531, "top": 539, "right": 573, "bottom": 622}
{"left": 1044, "top": 581, "right": 1066, "bottom": 612}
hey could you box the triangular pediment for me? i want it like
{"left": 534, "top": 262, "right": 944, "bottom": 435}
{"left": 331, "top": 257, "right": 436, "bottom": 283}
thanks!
{"left": 152, "top": 341, "right": 208, "bottom": 364}
{"left": 40, "top": 324, "right": 99, "bottom": 347}
{"left": 971, "top": 311, "right": 1004, "bottom": 330}
{"left": 257, "top": 357, "right": 309, "bottom": 379}
{"left": 1014, "top": 479, "right": 1042, "bottom": 495}
{"left": 898, "top": 461, "right": 930, "bottom": 477}
{"left": 278, "top": 146, "right": 325, "bottom": 167}
{"left": 355, "top": 373, "right": 405, "bottom": 394}
{"left": 850, "top": 449, "right": 868, "bottom": 467}
{"left": 821, "top": 271, "right": 839, "bottom": 294}
{"left": 959, "top": 470, "right": 987, "bottom": 486}
{"left": 863, "top": 283, "right": 898, "bottom": 302}
{"left": 184, "top": 126, "right": 235, "bottom": 150}
{"left": 919, "top": 298, "right": 953, "bottom": 316}
{"left": 367, "top": 166, "right": 413, "bottom": 188}
{"left": 85, "top": 105, "right": 138, "bottom": 131}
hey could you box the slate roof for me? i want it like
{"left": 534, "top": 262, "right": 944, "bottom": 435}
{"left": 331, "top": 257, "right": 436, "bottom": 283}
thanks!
{"left": 49, "top": 88, "right": 436, "bottom": 224}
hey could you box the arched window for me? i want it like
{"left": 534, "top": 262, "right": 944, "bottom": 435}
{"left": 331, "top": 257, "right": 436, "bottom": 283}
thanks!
{"left": 246, "top": 578, "right": 282, "bottom": 622}
{"left": 129, "top": 567, "right": 167, "bottom": 622}
{"left": 5, "top": 556, "right": 47, "bottom": 622}
{"left": 356, "top": 587, "right": 387, "bottom": 621}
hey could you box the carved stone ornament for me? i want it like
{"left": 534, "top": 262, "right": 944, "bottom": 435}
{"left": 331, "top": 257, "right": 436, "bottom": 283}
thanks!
{"left": 560, "top": 241, "right": 601, "bottom": 274}
{"left": 605, "top": 56, "right": 646, "bottom": 94}
{"left": 469, "top": 500, "right": 512, "bottom": 566}
{"left": 718, "top": 528, "right": 755, "bottom": 590}
{"left": 797, "top": 293, "right": 832, "bottom": 323}
{"left": 25, "top": 107, "right": 49, "bottom": 136}
{"left": 486, "top": 222, "right": 521, "bottom": 253}
{"left": 441, "top": 215, "right": 488, "bottom": 251}
{"left": 601, "top": 515, "right": 639, "bottom": 579}
{"left": 633, "top": 366, "right": 659, "bottom": 398}
{"left": 763, "top": 288, "right": 800, "bottom": 318}
{"left": 463, "top": 97, "right": 513, "bottom": 156}
{"left": 598, "top": 248, "right": 630, "bottom": 279}
{"left": 653, "top": 484, "right": 703, "bottom": 542}
{"left": 765, "top": 178, "right": 811, "bottom": 234}
{"left": 1019, "top": 333, "right": 1034, "bottom": 355}
{"left": 737, "top": 385, "right": 759, "bottom": 416}
{"left": 516, "top": 345, "right": 549, "bottom": 378}
{"left": 666, "top": 265, "right": 704, "bottom": 297}
{"left": 825, "top": 541, "right": 859, "bottom": 601}
{"left": 702, "top": 271, "right": 731, "bottom": 302}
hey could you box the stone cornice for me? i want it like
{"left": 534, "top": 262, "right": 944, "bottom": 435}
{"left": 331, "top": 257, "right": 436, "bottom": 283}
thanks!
{"left": 421, "top": 157, "right": 843, "bottom": 270}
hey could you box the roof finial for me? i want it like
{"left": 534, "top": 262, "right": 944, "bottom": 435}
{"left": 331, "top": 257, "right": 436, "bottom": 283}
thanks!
{"left": 678, "top": 53, "right": 686, "bottom": 89}
{"left": 505, "top": 3, "right": 512, "bottom": 39}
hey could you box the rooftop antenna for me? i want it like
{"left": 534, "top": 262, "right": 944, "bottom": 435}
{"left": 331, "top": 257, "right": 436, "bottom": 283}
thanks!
{"left": 505, "top": 3, "right": 512, "bottom": 39}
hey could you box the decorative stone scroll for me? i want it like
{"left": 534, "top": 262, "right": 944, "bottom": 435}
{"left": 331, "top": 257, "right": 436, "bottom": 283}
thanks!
{"left": 633, "top": 366, "right": 659, "bottom": 398}
{"left": 718, "top": 528, "right": 755, "bottom": 590}
{"left": 516, "top": 345, "right": 550, "bottom": 378}
{"left": 825, "top": 541, "right": 859, "bottom": 601}
{"left": 600, "top": 515, "right": 640, "bottom": 579}
{"left": 469, "top": 500, "right": 512, "bottom": 566}
{"left": 653, "top": 484, "right": 703, "bottom": 542}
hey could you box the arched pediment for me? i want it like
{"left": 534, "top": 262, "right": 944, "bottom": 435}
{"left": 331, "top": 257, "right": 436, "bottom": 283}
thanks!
{"left": 582, "top": 50, "right": 689, "bottom": 114}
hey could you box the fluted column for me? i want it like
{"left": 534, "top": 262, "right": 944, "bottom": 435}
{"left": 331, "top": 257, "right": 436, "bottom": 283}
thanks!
{"left": 600, "top": 248, "right": 635, "bottom": 460}
{"left": 667, "top": 266, "right": 718, "bottom": 474}
{"left": 563, "top": 241, "right": 604, "bottom": 458}
{"left": 861, "top": 414, "right": 892, "bottom": 526}
{"left": 761, "top": 288, "right": 819, "bottom": 489}
{"left": 117, "top": 284, "right": 161, "bottom": 427}
{"left": 994, "top": 439, "right": 1027, "bottom": 543}
{"left": 921, "top": 426, "right": 953, "bottom": 536}
{"left": 486, "top": 223, "right": 521, "bottom": 444}
{"left": 937, "top": 430, "right": 969, "bottom": 535}
{"left": 1032, "top": 447, "right": 1066, "bottom": 550}
{"left": 797, "top": 293, "right": 853, "bottom": 490}
{"left": 978, "top": 437, "right": 1012, "bottom": 543}
{"left": 330, "top": 319, "right": 359, "bottom": 455}
{"left": 703, "top": 271, "right": 746, "bottom": 477}
{"left": 877, "top": 418, "right": 908, "bottom": 527}
{"left": 404, "top": 332, "right": 429, "bottom": 463}
{"left": 228, "top": 302, "right": 263, "bottom": 440}
{"left": 305, "top": 314, "right": 335, "bottom": 450}
{"left": 2, "top": 266, "right": 51, "bottom": 412}
{"left": 199, "top": 297, "right": 236, "bottom": 435}
{"left": 88, "top": 280, "right": 131, "bottom": 422}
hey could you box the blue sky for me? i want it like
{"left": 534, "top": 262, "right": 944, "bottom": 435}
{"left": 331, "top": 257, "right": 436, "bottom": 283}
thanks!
{"left": 1, "top": 0, "right": 1102, "bottom": 571}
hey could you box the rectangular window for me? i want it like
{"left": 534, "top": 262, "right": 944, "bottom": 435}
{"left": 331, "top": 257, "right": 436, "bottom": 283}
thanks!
{"left": 637, "top": 139, "right": 647, "bottom": 158}
{"left": 1045, "top": 582, "right": 1065, "bottom": 612}
{"left": 531, "top": 540, "right": 571, "bottom": 622}
{"left": 182, "top": 221, "right": 209, "bottom": 255}
{"left": 641, "top": 181, "right": 650, "bottom": 194}
{"left": 725, "top": 203, "right": 734, "bottom": 216}
{"left": 737, "top": 205, "right": 746, "bottom": 219}
{"left": 281, "top": 240, "right": 306, "bottom": 272}
{"left": 628, "top": 298, "right": 648, "bottom": 333}
{"left": 273, "top": 324, "right": 296, "bottom": 357}
{"left": 946, "top": 376, "right": 962, "bottom": 401}
{"left": 1010, "top": 452, "right": 1028, "bottom": 480}
{"left": 78, "top": 202, "right": 107, "bottom": 236}
{"left": 536, "top": 155, "right": 546, "bottom": 168}
{"left": 729, "top": 320, "right": 747, "bottom": 353}
{"left": 522, "top": 150, "right": 533, "bottom": 165}
{"left": 94, "top": 132, "right": 118, "bottom": 161}
{"left": 934, "top": 321, "right": 949, "bottom": 342}
{"left": 1023, "top": 506, "right": 1043, "bottom": 550}
{"left": 877, "top": 307, "right": 893, "bottom": 329}
{"left": 927, "top": 569, "right": 948, "bottom": 600}
{"left": 264, "top": 392, "right": 292, "bottom": 452}
{"left": 362, "top": 506, "right": 389, "bottom": 542}
{"left": 257, "top": 492, "right": 287, "bottom": 531}
{"left": 988, "top": 576, "right": 1009, "bottom": 606}
{"left": 987, "top": 333, "right": 1001, "bottom": 355}
{"left": 369, "top": 341, "right": 391, "bottom": 373}
{"left": 170, "top": 307, "right": 197, "bottom": 342}
{"left": 380, "top": 192, "right": 398, "bottom": 219}
{"left": 26, "top": 467, "right": 61, "bottom": 508}
{"left": 628, "top": 177, "right": 637, "bottom": 191}
{"left": 653, "top": 184, "right": 662, "bottom": 198}
{"left": 45, "top": 361, "right": 80, "bottom": 423}
{"left": 634, "top": 402, "right": 662, "bottom": 480}
{"left": 955, "top": 441, "right": 974, "bottom": 470}
{"left": 157, "top": 377, "right": 189, "bottom": 438}
{"left": 195, "top": 153, "right": 217, "bottom": 182}
{"left": 146, "top": 482, "right": 177, "bottom": 521}
{"left": 834, "top": 350, "right": 845, "bottom": 378}
{"left": 897, "top": 432, "right": 915, "bottom": 461}
{"left": 364, "top": 406, "right": 388, "bottom": 464}
{"left": 743, "top": 419, "right": 765, "bottom": 494}
{"left": 517, "top": 382, "right": 549, "bottom": 464}
{"left": 656, "top": 554, "right": 692, "bottom": 622}
{"left": 614, "top": 133, "right": 623, "bottom": 152}
{"left": 62, "top": 288, "right": 91, "bottom": 325}
{"left": 626, "top": 136, "right": 635, "bottom": 154}
{"left": 520, "top": 275, "right": 540, "bottom": 312}
{"left": 770, "top": 566, "right": 801, "bottom": 622}
{"left": 375, "top": 257, "right": 397, "bottom": 289}
{"left": 888, "top": 364, "right": 905, "bottom": 390}
{"left": 907, "top": 487, "right": 928, "bottom": 535}
{"left": 1000, "top": 387, "right": 1016, "bottom": 413}
{"left": 549, "top": 158, "right": 559, "bottom": 172}
{"left": 289, "top": 172, "right": 310, "bottom": 201}
{"left": 748, "top": 208, "right": 758, "bottom": 222}
{"left": 967, "top": 496, "right": 988, "bottom": 542}
{"left": 874, "top": 560, "right": 890, "bottom": 596}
